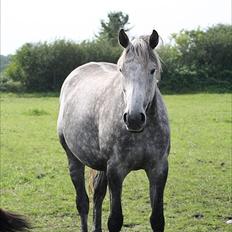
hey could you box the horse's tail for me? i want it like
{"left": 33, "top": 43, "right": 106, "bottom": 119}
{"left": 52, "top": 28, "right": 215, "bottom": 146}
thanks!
{"left": 87, "top": 168, "right": 97, "bottom": 195}
{"left": 0, "top": 208, "right": 31, "bottom": 232}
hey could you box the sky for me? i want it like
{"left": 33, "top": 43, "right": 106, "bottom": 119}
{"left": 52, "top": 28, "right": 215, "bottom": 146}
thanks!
{"left": 1, "top": 0, "right": 231, "bottom": 55}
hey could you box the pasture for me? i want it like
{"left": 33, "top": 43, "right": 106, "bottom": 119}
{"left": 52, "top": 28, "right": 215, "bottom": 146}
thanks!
{"left": 1, "top": 93, "right": 231, "bottom": 231}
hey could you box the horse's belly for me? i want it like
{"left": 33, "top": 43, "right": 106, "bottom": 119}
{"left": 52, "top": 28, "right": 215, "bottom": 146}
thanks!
{"left": 63, "top": 123, "right": 108, "bottom": 171}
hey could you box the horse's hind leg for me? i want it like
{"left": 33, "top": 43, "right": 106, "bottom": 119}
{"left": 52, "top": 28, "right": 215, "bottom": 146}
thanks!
{"left": 92, "top": 171, "right": 107, "bottom": 232}
{"left": 59, "top": 135, "right": 89, "bottom": 232}
{"left": 68, "top": 153, "right": 89, "bottom": 232}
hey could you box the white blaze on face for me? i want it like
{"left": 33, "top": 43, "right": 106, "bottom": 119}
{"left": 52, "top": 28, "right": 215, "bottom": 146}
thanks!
{"left": 123, "top": 61, "right": 147, "bottom": 114}
{"left": 122, "top": 58, "right": 156, "bottom": 118}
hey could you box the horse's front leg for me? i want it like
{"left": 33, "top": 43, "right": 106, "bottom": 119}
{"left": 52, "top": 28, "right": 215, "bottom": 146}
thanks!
{"left": 107, "top": 161, "right": 127, "bottom": 232}
{"left": 146, "top": 157, "right": 168, "bottom": 232}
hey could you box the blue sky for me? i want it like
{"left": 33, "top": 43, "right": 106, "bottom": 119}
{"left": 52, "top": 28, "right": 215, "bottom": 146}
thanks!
{"left": 1, "top": 0, "right": 231, "bottom": 55}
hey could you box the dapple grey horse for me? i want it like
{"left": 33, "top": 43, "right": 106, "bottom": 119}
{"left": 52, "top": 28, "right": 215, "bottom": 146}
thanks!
{"left": 57, "top": 29, "right": 170, "bottom": 232}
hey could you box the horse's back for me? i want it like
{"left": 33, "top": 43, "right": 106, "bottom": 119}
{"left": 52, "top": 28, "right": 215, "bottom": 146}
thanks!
{"left": 60, "top": 62, "right": 117, "bottom": 102}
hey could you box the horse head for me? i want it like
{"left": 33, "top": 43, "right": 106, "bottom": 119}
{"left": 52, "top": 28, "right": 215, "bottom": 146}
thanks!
{"left": 117, "top": 29, "right": 161, "bottom": 132}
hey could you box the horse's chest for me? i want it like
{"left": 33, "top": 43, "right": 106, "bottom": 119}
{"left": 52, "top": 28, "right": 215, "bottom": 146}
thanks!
{"left": 101, "top": 128, "right": 169, "bottom": 170}
{"left": 121, "top": 137, "right": 164, "bottom": 170}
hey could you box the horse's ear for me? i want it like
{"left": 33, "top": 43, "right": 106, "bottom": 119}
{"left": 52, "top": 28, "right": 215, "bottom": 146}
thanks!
{"left": 119, "top": 29, "right": 129, "bottom": 48}
{"left": 149, "top": 30, "right": 159, "bottom": 49}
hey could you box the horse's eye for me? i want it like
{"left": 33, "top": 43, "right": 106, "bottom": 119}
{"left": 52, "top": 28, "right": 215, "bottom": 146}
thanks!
{"left": 119, "top": 68, "right": 122, "bottom": 72}
{"left": 150, "top": 69, "right": 155, "bottom": 75}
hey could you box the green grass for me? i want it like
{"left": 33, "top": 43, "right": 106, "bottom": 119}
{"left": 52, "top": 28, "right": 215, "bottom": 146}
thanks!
{"left": 1, "top": 93, "right": 231, "bottom": 232}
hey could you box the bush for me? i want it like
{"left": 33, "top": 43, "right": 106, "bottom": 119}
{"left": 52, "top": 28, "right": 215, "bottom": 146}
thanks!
{"left": 3, "top": 24, "right": 232, "bottom": 93}
{"left": 4, "top": 40, "right": 122, "bottom": 92}
{"left": 158, "top": 24, "right": 232, "bottom": 92}
{"left": 0, "top": 80, "right": 24, "bottom": 92}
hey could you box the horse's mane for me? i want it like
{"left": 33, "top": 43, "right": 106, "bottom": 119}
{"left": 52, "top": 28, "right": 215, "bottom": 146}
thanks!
{"left": 117, "top": 35, "right": 162, "bottom": 80}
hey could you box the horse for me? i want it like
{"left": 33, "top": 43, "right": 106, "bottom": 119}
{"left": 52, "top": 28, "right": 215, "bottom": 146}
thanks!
{"left": 0, "top": 208, "right": 30, "bottom": 232}
{"left": 57, "top": 29, "right": 170, "bottom": 232}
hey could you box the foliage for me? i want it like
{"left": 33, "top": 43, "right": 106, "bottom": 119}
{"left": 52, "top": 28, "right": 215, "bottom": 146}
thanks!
{"left": 2, "top": 23, "right": 232, "bottom": 92}
{"left": 0, "top": 55, "right": 11, "bottom": 72}
{"left": 1, "top": 93, "right": 231, "bottom": 231}
{"left": 3, "top": 40, "right": 122, "bottom": 91}
{"left": 96, "top": 11, "right": 130, "bottom": 46}
{"left": 158, "top": 24, "right": 232, "bottom": 92}
{"left": 0, "top": 80, "right": 24, "bottom": 92}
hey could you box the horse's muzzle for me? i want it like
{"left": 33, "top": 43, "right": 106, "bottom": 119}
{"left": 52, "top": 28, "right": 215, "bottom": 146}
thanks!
{"left": 123, "top": 112, "right": 146, "bottom": 132}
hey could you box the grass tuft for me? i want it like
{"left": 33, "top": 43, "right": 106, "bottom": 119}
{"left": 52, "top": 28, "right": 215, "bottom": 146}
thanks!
{"left": 24, "top": 108, "right": 50, "bottom": 116}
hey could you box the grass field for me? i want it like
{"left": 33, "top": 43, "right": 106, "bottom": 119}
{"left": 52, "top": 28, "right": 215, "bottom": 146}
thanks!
{"left": 1, "top": 93, "right": 231, "bottom": 232}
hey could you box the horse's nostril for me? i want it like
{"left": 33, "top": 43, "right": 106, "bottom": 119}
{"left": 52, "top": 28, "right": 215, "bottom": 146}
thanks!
{"left": 123, "top": 113, "right": 128, "bottom": 123}
{"left": 140, "top": 113, "right": 146, "bottom": 123}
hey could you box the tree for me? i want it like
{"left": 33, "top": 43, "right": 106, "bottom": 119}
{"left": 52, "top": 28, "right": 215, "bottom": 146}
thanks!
{"left": 0, "top": 55, "right": 11, "bottom": 73}
{"left": 158, "top": 24, "right": 232, "bottom": 92}
{"left": 96, "top": 11, "right": 130, "bottom": 46}
{"left": 4, "top": 23, "right": 231, "bottom": 93}
{"left": 4, "top": 39, "right": 122, "bottom": 91}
